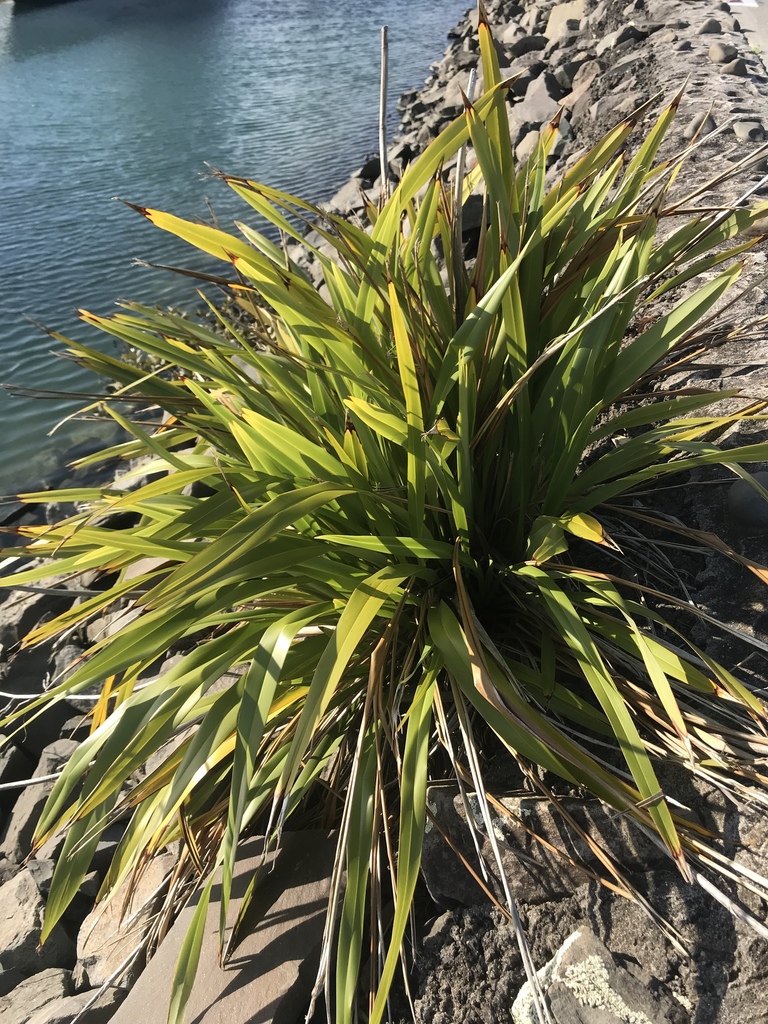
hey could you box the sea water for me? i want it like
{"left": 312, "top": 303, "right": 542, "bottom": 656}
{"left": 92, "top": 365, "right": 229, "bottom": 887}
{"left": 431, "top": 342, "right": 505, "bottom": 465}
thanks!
{"left": 0, "top": 0, "right": 467, "bottom": 492}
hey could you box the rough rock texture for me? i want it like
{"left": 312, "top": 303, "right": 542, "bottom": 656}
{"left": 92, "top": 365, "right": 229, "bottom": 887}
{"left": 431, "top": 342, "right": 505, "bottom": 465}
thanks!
{"left": 410, "top": 907, "right": 524, "bottom": 1024}
{"left": 0, "top": 968, "right": 73, "bottom": 1024}
{"left": 74, "top": 850, "right": 177, "bottom": 991}
{"left": 0, "top": 869, "right": 75, "bottom": 994}
{"left": 422, "top": 787, "right": 672, "bottom": 908}
{"left": 512, "top": 928, "right": 688, "bottom": 1023}
{"left": 0, "top": 739, "right": 78, "bottom": 866}
{"left": 408, "top": 858, "right": 768, "bottom": 1024}
{"left": 0, "top": 734, "right": 33, "bottom": 818}
{"left": 109, "top": 832, "right": 336, "bottom": 1024}
{"left": 25, "top": 987, "right": 124, "bottom": 1024}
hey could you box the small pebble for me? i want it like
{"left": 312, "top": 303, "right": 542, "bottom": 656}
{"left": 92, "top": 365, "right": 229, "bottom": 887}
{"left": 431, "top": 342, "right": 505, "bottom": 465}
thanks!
{"left": 727, "top": 472, "right": 768, "bottom": 533}
{"left": 721, "top": 57, "right": 748, "bottom": 76}
{"left": 674, "top": 39, "right": 693, "bottom": 52}
{"left": 683, "top": 111, "right": 717, "bottom": 139}
{"left": 741, "top": 214, "right": 768, "bottom": 238}
{"left": 697, "top": 17, "right": 722, "bottom": 34}
{"left": 708, "top": 41, "right": 738, "bottom": 63}
{"left": 733, "top": 120, "right": 766, "bottom": 142}
{"left": 715, "top": 1, "right": 730, "bottom": 10}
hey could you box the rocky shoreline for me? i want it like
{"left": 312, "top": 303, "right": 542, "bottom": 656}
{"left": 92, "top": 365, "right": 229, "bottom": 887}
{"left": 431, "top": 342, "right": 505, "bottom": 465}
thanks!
{"left": 3, "top": 1, "right": 768, "bottom": 1022}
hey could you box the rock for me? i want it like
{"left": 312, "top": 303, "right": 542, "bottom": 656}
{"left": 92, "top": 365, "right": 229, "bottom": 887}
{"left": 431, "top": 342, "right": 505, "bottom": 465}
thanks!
{"left": 612, "top": 92, "right": 645, "bottom": 116}
{"left": 0, "top": 739, "right": 78, "bottom": 864}
{"left": 388, "top": 137, "right": 415, "bottom": 176}
{"left": 85, "top": 604, "right": 140, "bottom": 645}
{"left": 353, "top": 153, "right": 380, "bottom": 183}
{"left": 0, "top": 588, "right": 73, "bottom": 656}
{"left": 673, "top": 40, "right": 692, "bottom": 52}
{"left": 721, "top": 57, "right": 748, "bottom": 76}
{"left": 740, "top": 214, "right": 768, "bottom": 238}
{"left": 497, "top": 21, "right": 525, "bottom": 46}
{"left": 109, "top": 831, "right": 336, "bottom": 1024}
{"left": 0, "top": 648, "right": 83, "bottom": 759}
{"left": 727, "top": 471, "right": 768, "bottom": 532}
{"left": 421, "top": 787, "right": 671, "bottom": 909}
{"left": 0, "top": 869, "right": 76, "bottom": 991}
{"left": 733, "top": 120, "right": 766, "bottom": 143}
{"left": 543, "top": 31, "right": 582, "bottom": 61}
{"left": 519, "top": 8, "right": 544, "bottom": 33}
{"left": 520, "top": 72, "right": 562, "bottom": 124}
{"left": 553, "top": 58, "right": 591, "bottom": 92}
{"left": 27, "top": 856, "right": 55, "bottom": 894}
{"left": 510, "top": 66, "right": 539, "bottom": 98}
{"left": 57, "top": 713, "right": 91, "bottom": 745}
{"left": 0, "top": 735, "right": 33, "bottom": 812}
{"left": 413, "top": 907, "right": 524, "bottom": 1023}
{"left": 50, "top": 642, "right": 86, "bottom": 690}
{"left": 552, "top": 116, "right": 574, "bottom": 156}
{"left": 596, "top": 25, "right": 648, "bottom": 56}
{"left": 511, "top": 928, "right": 689, "bottom": 1024}
{"left": 561, "top": 60, "right": 602, "bottom": 117}
{"left": 509, "top": 52, "right": 547, "bottom": 77}
{"left": 570, "top": 59, "right": 602, "bottom": 92}
{"left": 508, "top": 34, "right": 548, "bottom": 59}
{"left": 586, "top": 0, "right": 609, "bottom": 24}
{"left": 0, "top": 968, "right": 73, "bottom": 1024}
{"left": 326, "top": 176, "right": 367, "bottom": 215}
{"left": 26, "top": 988, "right": 124, "bottom": 1024}
{"left": 697, "top": 18, "right": 722, "bottom": 34}
{"left": 709, "top": 41, "right": 738, "bottom": 63}
{"left": 74, "top": 850, "right": 177, "bottom": 991}
{"left": 545, "top": 0, "right": 586, "bottom": 40}
{"left": 516, "top": 129, "right": 542, "bottom": 163}
{"left": 683, "top": 111, "right": 717, "bottom": 139}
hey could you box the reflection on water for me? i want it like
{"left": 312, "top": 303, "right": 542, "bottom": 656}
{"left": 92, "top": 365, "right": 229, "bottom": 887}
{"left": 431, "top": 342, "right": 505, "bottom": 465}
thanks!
{"left": 0, "top": 0, "right": 467, "bottom": 493}
{"left": 0, "top": 2, "right": 11, "bottom": 60}
{"left": 7, "top": 0, "right": 229, "bottom": 58}
{"left": 12, "top": 0, "right": 87, "bottom": 13}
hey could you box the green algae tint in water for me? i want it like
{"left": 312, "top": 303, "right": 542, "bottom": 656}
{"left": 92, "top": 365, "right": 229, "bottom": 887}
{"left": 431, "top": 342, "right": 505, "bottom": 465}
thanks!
{"left": 0, "top": 0, "right": 467, "bottom": 493}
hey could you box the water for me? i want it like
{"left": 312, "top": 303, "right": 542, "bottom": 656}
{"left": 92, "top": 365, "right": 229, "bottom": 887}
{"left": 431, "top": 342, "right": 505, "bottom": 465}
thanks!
{"left": 0, "top": 0, "right": 467, "bottom": 493}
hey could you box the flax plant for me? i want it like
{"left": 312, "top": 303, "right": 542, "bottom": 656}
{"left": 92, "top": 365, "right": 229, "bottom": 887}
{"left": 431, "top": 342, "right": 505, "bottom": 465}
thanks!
{"left": 4, "top": 7, "right": 768, "bottom": 1022}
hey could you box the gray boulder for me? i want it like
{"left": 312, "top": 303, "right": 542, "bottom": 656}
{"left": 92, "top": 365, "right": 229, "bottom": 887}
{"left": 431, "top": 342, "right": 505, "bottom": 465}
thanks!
{"left": 109, "top": 831, "right": 336, "bottom": 1024}
{"left": 26, "top": 988, "right": 124, "bottom": 1024}
{"left": 697, "top": 17, "right": 722, "bottom": 34}
{"left": 0, "top": 968, "right": 72, "bottom": 1024}
{"left": 74, "top": 850, "right": 177, "bottom": 991}
{"left": 596, "top": 25, "right": 648, "bottom": 56}
{"left": 727, "top": 471, "right": 768, "bottom": 533}
{"left": 0, "top": 739, "right": 78, "bottom": 865}
{"left": 0, "top": 588, "right": 73, "bottom": 656}
{"left": 709, "top": 41, "right": 738, "bottom": 63}
{"left": 512, "top": 928, "right": 688, "bottom": 1023}
{"left": 0, "top": 868, "right": 75, "bottom": 993}
{"left": 422, "top": 786, "right": 672, "bottom": 909}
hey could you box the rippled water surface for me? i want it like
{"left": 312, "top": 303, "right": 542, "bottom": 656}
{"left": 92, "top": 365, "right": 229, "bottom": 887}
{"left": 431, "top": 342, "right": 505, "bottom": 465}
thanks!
{"left": 0, "top": 0, "right": 466, "bottom": 492}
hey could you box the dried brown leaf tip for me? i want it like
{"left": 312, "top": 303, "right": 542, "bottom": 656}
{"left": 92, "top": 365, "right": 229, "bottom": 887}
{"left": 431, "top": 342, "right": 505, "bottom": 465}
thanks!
{"left": 116, "top": 199, "right": 151, "bottom": 218}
